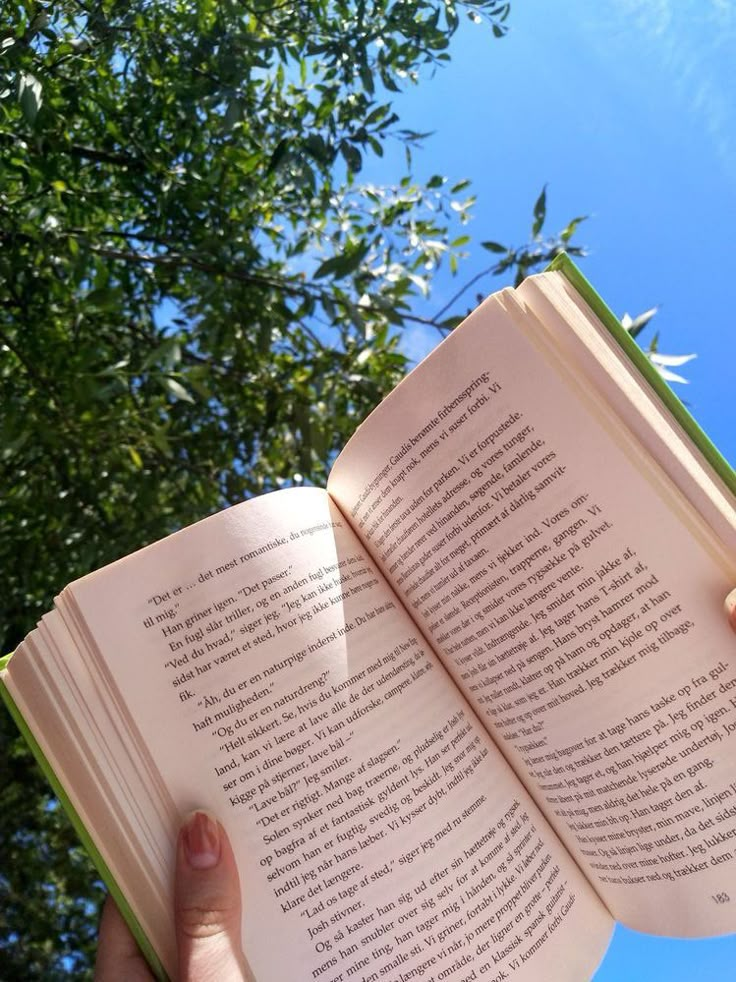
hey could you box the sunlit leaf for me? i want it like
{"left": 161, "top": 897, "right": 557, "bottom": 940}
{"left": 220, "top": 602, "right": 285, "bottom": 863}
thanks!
{"left": 531, "top": 185, "right": 547, "bottom": 237}
{"left": 649, "top": 352, "right": 696, "bottom": 367}
{"left": 18, "top": 72, "right": 42, "bottom": 125}
{"left": 162, "top": 377, "right": 195, "bottom": 403}
{"left": 622, "top": 306, "right": 659, "bottom": 338}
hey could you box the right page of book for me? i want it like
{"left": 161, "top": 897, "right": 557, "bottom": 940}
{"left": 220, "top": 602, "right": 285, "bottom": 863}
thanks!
{"left": 327, "top": 285, "right": 736, "bottom": 937}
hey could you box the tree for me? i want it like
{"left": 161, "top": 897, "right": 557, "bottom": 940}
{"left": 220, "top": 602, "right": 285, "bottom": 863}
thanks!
{"left": 0, "top": 1, "right": 586, "bottom": 976}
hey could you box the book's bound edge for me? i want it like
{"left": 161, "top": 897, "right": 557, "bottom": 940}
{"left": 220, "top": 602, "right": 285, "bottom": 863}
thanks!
{"left": 546, "top": 253, "right": 736, "bottom": 498}
{"left": 0, "top": 652, "right": 168, "bottom": 981}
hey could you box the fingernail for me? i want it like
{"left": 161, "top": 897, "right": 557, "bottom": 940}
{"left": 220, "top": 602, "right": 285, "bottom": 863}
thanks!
{"left": 182, "top": 811, "right": 221, "bottom": 870}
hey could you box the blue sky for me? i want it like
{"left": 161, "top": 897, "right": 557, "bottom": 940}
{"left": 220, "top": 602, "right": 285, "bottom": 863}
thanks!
{"left": 388, "top": 0, "right": 735, "bottom": 472}
{"left": 377, "top": 1, "right": 736, "bottom": 977}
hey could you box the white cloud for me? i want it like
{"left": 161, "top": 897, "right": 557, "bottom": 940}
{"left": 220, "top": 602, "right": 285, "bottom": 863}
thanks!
{"left": 581, "top": 0, "right": 736, "bottom": 177}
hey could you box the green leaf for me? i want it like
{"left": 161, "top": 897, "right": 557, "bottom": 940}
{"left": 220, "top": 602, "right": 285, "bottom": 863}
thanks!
{"left": 340, "top": 141, "right": 362, "bottom": 173}
{"left": 304, "top": 133, "right": 329, "bottom": 164}
{"left": 367, "top": 135, "right": 383, "bottom": 157}
{"left": 267, "top": 137, "right": 290, "bottom": 174}
{"left": 622, "top": 306, "right": 659, "bottom": 339}
{"left": 531, "top": 185, "right": 547, "bottom": 237}
{"left": 142, "top": 337, "right": 182, "bottom": 371}
{"left": 314, "top": 241, "right": 369, "bottom": 279}
{"left": 481, "top": 240, "right": 507, "bottom": 254}
{"left": 359, "top": 65, "right": 375, "bottom": 95}
{"left": 560, "top": 214, "right": 587, "bottom": 243}
{"left": 162, "top": 377, "right": 195, "bottom": 403}
{"left": 18, "top": 72, "right": 42, "bottom": 125}
{"left": 365, "top": 104, "right": 390, "bottom": 126}
{"left": 223, "top": 98, "right": 243, "bottom": 131}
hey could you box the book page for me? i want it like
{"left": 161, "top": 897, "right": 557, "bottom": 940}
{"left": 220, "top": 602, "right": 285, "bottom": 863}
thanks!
{"left": 64, "top": 488, "right": 610, "bottom": 981}
{"left": 519, "top": 270, "right": 736, "bottom": 552}
{"left": 327, "top": 292, "right": 736, "bottom": 937}
{"left": 1, "top": 622, "right": 176, "bottom": 973}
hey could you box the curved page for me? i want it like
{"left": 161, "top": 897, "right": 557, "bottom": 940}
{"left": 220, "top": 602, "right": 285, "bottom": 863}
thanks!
{"left": 327, "top": 290, "right": 736, "bottom": 937}
{"left": 66, "top": 488, "right": 611, "bottom": 981}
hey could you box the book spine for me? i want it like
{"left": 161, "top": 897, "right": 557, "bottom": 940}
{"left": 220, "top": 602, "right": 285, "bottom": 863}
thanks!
{"left": 0, "top": 654, "right": 168, "bottom": 982}
{"left": 547, "top": 253, "right": 736, "bottom": 498}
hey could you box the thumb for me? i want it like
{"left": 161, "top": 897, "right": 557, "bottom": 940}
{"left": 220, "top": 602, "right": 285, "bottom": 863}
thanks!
{"left": 175, "top": 810, "right": 254, "bottom": 981}
{"left": 727, "top": 588, "right": 736, "bottom": 633}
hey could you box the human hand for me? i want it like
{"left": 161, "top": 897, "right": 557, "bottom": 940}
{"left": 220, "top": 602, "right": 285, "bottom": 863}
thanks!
{"left": 727, "top": 588, "right": 736, "bottom": 633}
{"left": 95, "top": 810, "right": 253, "bottom": 981}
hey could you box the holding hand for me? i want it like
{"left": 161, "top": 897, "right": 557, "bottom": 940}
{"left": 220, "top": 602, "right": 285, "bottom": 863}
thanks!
{"left": 95, "top": 811, "right": 252, "bottom": 981}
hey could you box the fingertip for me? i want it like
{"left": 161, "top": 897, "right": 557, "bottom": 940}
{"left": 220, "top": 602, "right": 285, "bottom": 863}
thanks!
{"left": 180, "top": 810, "right": 222, "bottom": 870}
{"left": 726, "top": 588, "right": 736, "bottom": 633}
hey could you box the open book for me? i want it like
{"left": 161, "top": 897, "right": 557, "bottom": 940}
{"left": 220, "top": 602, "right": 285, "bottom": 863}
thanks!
{"left": 3, "top": 256, "right": 736, "bottom": 981}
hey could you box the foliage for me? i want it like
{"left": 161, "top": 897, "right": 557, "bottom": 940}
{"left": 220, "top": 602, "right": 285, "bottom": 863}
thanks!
{"left": 622, "top": 308, "right": 696, "bottom": 384}
{"left": 0, "top": 1, "right": 588, "bottom": 975}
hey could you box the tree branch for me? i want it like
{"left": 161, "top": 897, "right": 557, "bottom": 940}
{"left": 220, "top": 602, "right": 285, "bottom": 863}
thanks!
{"left": 69, "top": 144, "right": 146, "bottom": 171}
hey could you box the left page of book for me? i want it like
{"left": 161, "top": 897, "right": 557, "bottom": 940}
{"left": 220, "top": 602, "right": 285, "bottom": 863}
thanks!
{"left": 14, "top": 486, "right": 611, "bottom": 981}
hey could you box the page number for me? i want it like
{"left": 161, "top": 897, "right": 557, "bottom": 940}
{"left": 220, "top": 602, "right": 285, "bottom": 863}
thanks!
{"left": 712, "top": 893, "right": 731, "bottom": 904}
